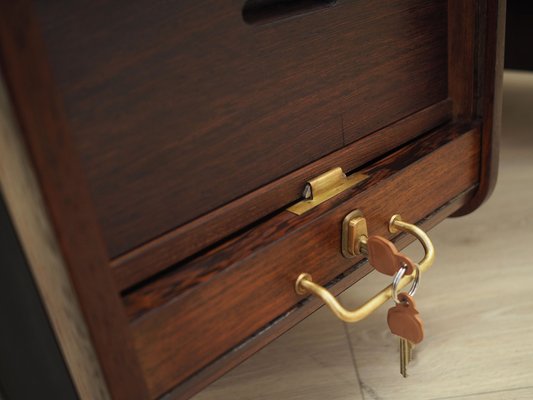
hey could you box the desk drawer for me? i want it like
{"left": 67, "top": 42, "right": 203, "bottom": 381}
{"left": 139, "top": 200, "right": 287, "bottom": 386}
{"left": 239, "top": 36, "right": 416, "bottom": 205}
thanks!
{"left": 125, "top": 124, "right": 479, "bottom": 398}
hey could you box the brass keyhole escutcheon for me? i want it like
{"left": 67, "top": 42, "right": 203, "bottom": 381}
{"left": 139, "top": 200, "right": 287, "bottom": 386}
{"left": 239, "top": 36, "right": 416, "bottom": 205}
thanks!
{"left": 341, "top": 209, "right": 368, "bottom": 258}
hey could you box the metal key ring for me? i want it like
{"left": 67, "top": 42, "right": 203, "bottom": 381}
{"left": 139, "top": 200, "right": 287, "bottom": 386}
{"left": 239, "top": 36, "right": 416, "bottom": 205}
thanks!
{"left": 392, "top": 263, "right": 421, "bottom": 304}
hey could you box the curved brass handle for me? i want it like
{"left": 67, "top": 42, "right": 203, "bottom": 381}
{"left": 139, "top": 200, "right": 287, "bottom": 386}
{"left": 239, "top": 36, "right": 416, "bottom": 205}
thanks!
{"left": 294, "top": 214, "right": 435, "bottom": 323}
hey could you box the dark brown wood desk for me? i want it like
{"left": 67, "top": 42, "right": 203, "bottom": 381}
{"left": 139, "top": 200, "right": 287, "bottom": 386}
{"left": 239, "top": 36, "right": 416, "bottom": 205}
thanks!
{"left": 0, "top": 1, "right": 504, "bottom": 398}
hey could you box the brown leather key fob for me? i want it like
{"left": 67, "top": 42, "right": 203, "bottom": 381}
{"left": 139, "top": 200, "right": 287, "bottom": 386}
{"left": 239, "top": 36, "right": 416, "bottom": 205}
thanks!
{"left": 367, "top": 235, "right": 415, "bottom": 276}
{"left": 387, "top": 292, "right": 424, "bottom": 344}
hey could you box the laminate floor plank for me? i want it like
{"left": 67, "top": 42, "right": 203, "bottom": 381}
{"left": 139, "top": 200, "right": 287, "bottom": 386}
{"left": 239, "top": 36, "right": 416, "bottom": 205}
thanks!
{"left": 428, "top": 387, "right": 533, "bottom": 400}
{"left": 192, "top": 308, "right": 363, "bottom": 400}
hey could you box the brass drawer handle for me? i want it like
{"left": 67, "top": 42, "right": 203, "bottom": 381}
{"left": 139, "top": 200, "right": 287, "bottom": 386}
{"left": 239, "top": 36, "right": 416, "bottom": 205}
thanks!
{"left": 294, "top": 214, "right": 435, "bottom": 323}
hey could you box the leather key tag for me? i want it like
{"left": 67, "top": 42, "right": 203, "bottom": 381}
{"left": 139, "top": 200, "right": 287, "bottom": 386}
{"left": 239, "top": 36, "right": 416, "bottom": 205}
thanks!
{"left": 367, "top": 236, "right": 415, "bottom": 276}
{"left": 387, "top": 292, "right": 424, "bottom": 344}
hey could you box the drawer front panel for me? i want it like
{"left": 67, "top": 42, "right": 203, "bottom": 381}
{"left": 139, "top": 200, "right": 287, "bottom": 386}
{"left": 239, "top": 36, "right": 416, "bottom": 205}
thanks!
{"left": 127, "top": 125, "right": 479, "bottom": 397}
{"left": 33, "top": 0, "right": 448, "bottom": 257}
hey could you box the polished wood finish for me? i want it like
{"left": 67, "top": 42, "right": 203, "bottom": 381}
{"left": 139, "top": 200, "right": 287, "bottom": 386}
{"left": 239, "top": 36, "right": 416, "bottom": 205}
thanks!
{"left": 32, "top": 0, "right": 448, "bottom": 258}
{"left": 128, "top": 124, "right": 480, "bottom": 397}
{"left": 454, "top": 0, "right": 506, "bottom": 215}
{"left": 448, "top": 0, "right": 477, "bottom": 119}
{"left": 113, "top": 99, "right": 452, "bottom": 291}
{"left": 0, "top": 2, "right": 148, "bottom": 399}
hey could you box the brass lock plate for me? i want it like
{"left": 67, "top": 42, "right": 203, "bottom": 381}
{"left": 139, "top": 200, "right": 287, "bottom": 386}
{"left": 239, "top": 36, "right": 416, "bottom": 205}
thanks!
{"left": 341, "top": 209, "right": 368, "bottom": 258}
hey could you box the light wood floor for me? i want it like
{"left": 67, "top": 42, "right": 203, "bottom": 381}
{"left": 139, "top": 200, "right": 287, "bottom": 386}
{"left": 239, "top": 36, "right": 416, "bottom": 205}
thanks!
{"left": 193, "top": 71, "right": 533, "bottom": 400}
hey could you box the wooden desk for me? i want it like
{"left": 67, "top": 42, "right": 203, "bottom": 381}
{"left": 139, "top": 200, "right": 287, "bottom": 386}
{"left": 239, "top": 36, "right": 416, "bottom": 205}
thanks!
{"left": 0, "top": 1, "right": 505, "bottom": 398}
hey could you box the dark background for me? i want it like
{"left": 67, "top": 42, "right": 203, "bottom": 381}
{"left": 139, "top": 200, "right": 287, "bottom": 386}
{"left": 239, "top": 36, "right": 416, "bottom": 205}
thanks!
{"left": 504, "top": 0, "right": 533, "bottom": 71}
{"left": 0, "top": 194, "right": 77, "bottom": 400}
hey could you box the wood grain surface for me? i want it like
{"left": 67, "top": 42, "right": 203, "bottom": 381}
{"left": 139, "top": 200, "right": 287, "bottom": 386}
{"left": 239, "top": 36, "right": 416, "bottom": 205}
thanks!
{"left": 454, "top": 0, "right": 506, "bottom": 215}
{"left": 32, "top": 0, "right": 448, "bottom": 258}
{"left": 448, "top": 0, "right": 477, "bottom": 119}
{"left": 127, "top": 124, "right": 480, "bottom": 398}
{"left": 113, "top": 99, "right": 452, "bottom": 291}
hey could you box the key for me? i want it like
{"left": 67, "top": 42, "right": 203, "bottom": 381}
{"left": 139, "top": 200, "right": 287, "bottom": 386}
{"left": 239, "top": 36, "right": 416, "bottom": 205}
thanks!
{"left": 387, "top": 292, "right": 424, "bottom": 377}
{"left": 399, "top": 336, "right": 411, "bottom": 377}
{"left": 367, "top": 236, "right": 416, "bottom": 276}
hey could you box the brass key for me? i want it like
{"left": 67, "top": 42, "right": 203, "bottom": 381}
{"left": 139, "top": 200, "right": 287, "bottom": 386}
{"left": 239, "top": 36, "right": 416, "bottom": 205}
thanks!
{"left": 387, "top": 292, "right": 424, "bottom": 377}
{"left": 399, "top": 336, "right": 412, "bottom": 377}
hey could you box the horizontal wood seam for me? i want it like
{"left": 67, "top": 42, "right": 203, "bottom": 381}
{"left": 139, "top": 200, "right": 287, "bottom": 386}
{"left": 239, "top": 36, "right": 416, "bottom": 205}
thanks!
{"left": 112, "top": 99, "right": 453, "bottom": 291}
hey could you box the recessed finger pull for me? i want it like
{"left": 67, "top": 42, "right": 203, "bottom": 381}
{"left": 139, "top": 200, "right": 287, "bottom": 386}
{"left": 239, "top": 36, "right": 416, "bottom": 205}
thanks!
{"left": 242, "top": 0, "right": 337, "bottom": 25}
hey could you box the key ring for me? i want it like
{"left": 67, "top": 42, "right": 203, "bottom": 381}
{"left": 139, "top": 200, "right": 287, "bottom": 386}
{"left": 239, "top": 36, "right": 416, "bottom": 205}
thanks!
{"left": 392, "top": 263, "right": 420, "bottom": 304}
